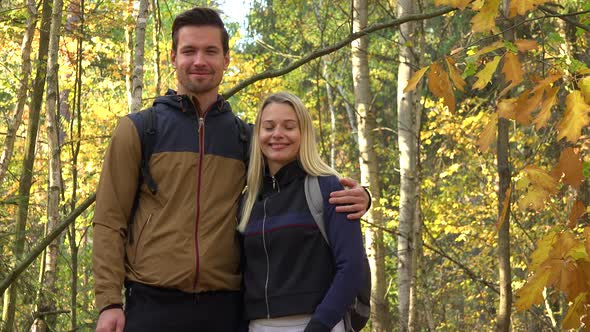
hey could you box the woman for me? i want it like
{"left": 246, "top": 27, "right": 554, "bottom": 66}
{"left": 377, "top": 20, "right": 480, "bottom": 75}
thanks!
{"left": 238, "top": 92, "right": 365, "bottom": 332}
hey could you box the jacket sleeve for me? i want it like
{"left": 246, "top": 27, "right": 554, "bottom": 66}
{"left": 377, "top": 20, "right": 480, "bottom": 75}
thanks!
{"left": 307, "top": 176, "right": 364, "bottom": 330}
{"left": 92, "top": 116, "right": 141, "bottom": 312}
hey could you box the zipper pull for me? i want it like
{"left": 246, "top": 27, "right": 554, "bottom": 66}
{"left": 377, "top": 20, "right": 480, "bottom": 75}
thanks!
{"left": 272, "top": 176, "right": 277, "bottom": 190}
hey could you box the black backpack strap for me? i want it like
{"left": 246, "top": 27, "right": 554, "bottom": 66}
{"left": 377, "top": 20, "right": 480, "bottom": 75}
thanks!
{"left": 235, "top": 116, "right": 250, "bottom": 166}
{"left": 128, "top": 107, "right": 158, "bottom": 244}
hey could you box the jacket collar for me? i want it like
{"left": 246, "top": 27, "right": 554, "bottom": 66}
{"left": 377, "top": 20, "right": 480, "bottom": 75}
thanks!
{"left": 151, "top": 89, "right": 230, "bottom": 116}
{"left": 262, "top": 160, "right": 306, "bottom": 196}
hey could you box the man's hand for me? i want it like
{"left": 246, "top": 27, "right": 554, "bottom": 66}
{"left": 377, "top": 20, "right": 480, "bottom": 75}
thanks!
{"left": 96, "top": 308, "right": 125, "bottom": 332}
{"left": 329, "top": 177, "right": 371, "bottom": 220}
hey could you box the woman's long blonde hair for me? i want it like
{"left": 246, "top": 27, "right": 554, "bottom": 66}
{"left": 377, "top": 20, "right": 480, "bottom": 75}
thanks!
{"left": 237, "top": 91, "right": 339, "bottom": 232}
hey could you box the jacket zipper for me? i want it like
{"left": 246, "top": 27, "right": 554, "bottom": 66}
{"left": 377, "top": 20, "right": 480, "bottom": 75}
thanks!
{"left": 262, "top": 198, "right": 271, "bottom": 318}
{"left": 194, "top": 115, "right": 205, "bottom": 290}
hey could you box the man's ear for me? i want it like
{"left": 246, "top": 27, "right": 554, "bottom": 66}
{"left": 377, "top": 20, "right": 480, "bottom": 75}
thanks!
{"left": 224, "top": 52, "right": 230, "bottom": 70}
{"left": 171, "top": 50, "right": 177, "bottom": 68}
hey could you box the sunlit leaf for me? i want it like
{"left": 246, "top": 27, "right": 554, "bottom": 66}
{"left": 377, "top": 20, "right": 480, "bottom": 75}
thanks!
{"left": 472, "top": 41, "right": 504, "bottom": 58}
{"left": 551, "top": 147, "right": 584, "bottom": 189}
{"left": 562, "top": 292, "right": 589, "bottom": 330}
{"left": 497, "top": 186, "right": 511, "bottom": 231}
{"left": 530, "top": 231, "right": 558, "bottom": 271}
{"left": 497, "top": 98, "right": 516, "bottom": 120}
{"left": 403, "top": 66, "right": 429, "bottom": 93}
{"left": 518, "top": 165, "right": 558, "bottom": 211}
{"left": 473, "top": 56, "right": 501, "bottom": 90}
{"left": 427, "top": 62, "right": 456, "bottom": 113}
{"left": 434, "top": 0, "right": 471, "bottom": 9}
{"left": 501, "top": 52, "right": 523, "bottom": 95}
{"left": 557, "top": 91, "right": 590, "bottom": 142}
{"left": 471, "top": 0, "right": 500, "bottom": 33}
{"left": 515, "top": 268, "right": 550, "bottom": 311}
{"left": 509, "top": 0, "right": 552, "bottom": 17}
{"left": 446, "top": 56, "right": 466, "bottom": 92}
{"left": 580, "top": 76, "right": 590, "bottom": 104}
{"left": 477, "top": 113, "right": 497, "bottom": 152}
{"left": 533, "top": 86, "right": 559, "bottom": 129}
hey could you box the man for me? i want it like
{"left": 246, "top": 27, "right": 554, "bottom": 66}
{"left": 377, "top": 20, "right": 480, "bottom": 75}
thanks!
{"left": 94, "top": 7, "right": 370, "bottom": 332}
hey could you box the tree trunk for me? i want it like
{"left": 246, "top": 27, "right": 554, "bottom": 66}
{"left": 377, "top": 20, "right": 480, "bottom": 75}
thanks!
{"left": 0, "top": 0, "right": 37, "bottom": 187}
{"left": 396, "top": 0, "right": 420, "bottom": 331}
{"left": 496, "top": 1, "right": 513, "bottom": 331}
{"left": 151, "top": 0, "right": 162, "bottom": 95}
{"left": 125, "top": 0, "right": 134, "bottom": 112}
{"left": 351, "top": 0, "right": 389, "bottom": 331}
{"left": 32, "top": 0, "right": 64, "bottom": 330}
{"left": 129, "top": 0, "right": 150, "bottom": 113}
{"left": 2, "top": 0, "right": 53, "bottom": 330}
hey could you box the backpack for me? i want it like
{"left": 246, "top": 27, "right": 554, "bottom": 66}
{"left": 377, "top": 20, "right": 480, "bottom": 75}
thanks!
{"left": 304, "top": 176, "right": 372, "bottom": 332}
{"left": 127, "top": 106, "right": 250, "bottom": 243}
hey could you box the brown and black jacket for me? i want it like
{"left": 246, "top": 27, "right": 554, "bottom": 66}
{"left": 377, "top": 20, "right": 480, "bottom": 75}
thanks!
{"left": 92, "top": 91, "right": 250, "bottom": 312}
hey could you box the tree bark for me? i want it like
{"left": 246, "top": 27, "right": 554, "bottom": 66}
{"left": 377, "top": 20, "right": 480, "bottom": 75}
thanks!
{"left": 396, "top": 0, "right": 420, "bottom": 331}
{"left": 129, "top": 0, "right": 150, "bottom": 113}
{"left": 151, "top": 0, "right": 162, "bottom": 95}
{"left": 2, "top": 0, "right": 53, "bottom": 330}
{"left": 32, "top": 0, "right": 64, "bottom": 330}
{"left": 0, "top": 0, "right": 37, "bottom": 187}
{"left": 497, "top": 1, "right": 513, "bottom": 331}
{"left": 125, "top": 0, "right": 134, "bottom": 112}
{"left": 351, "top": 0, "right": 389, "bottom": 331}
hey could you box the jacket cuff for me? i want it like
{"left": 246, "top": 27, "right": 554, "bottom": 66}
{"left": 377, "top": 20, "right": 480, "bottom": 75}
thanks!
{"left": 363, "top": 186, "right": 372, "bottom": 211}
{"left": 304, "top": 318, "right": 331, "bottom": 332}
{"left": 99, "top": 303, "right": 123, "bottom": 314}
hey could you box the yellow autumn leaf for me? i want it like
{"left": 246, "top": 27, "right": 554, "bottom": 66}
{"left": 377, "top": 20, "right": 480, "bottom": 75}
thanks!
{"left": 497, "top": 98, "right": 516, "bottom": 120}
{"left": 477, "top": 113, "right": 497, "bottom": 152}
{"left": 403, "top": 66, "right": 429, "bottom": 93}
{"left": 580, "top": 76, "right": 590, "bottom": 104}
{"left": 533, "top": 86, "right": 559, "bottom": 129}
{"left": 518, "top": 165, "right": 558, "bottom": 211}
{"left": 472, "top": 40, "right": 504, "bottom": 59}
{"left": 562, "top": 292, "right": 589, "bottom": 330}
{"left": 445, "top": 56, "right": 466, "bottom": 92}
{"left": 530, "top": 231, "right": 558, "bottom": 271}
{"left": 502, "top": 52, "right": 523, "bottom": 86}
{"left": 515, "top": 268, "right": 550, "bottom": 311}
{"left": 515, "top": 89, "right": 543, "bottom": 126}
{"left": 473, "top": 56, "right": 501, "bottom": 90}
{"left": 434, "top": 0, "right": 470, "bottom": 9}
{"left": 515, "top": 39, "right": 539, "bottom": 52}
{"left": 557, "top": 91, "right": 590, "bottom": 142}
{"left": 509, "top": 0, "right": 552, "bottom": 17}
{"left": 497, "top": 187, "right": 511, "bottom": 231}
{"left": 471, "top": 0, "right": 500, "bottom": 33}
{"left": 427, "top": 62, "right": 456, "bottom": 113}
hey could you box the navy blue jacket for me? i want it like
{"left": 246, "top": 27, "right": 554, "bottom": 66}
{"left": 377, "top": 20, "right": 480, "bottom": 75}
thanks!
{"left": 242, "top": 161, "right": 364, "bottom": 331}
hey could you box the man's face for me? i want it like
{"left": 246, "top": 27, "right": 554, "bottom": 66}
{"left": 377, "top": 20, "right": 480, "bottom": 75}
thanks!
{"left": 171, "top": 25, "right": 230, "bottom": 97}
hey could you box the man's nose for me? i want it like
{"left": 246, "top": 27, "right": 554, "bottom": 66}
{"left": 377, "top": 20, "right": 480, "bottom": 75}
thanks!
{"left": 193, "top": 52, "right": 206, "bottom": 65}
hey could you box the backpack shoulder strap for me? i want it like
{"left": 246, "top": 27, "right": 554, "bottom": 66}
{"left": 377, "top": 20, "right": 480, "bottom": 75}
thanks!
{"left": 304, "top": 175, "right": 329, "bottom": 245}
{"left": 234, "top": 116, "right": 250, "bottom": 165}
{"left": 139, "top": 107, "right": 158, "bottom": 194}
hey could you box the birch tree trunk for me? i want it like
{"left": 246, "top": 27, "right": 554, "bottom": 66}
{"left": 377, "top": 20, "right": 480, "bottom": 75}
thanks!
{"left": 125, "top": 0, "right": 134, "bottom": 112}
{"left": 2, "top": 0, "right": 53, "bottom": 330}
{"left": 32, "top": 0, "right": 64, "bottom": 330}
{"left": 396, "top": 0, "right": 420, "bottom": 331}
{"left": 0, "top": 0, "right": 37, "bottom": 187}
{"left": 151, "top": 0, "right": 162, "bottom": 95}
{"left": 497, "top": 1, "right": 513, "bottom": 331}
{"left": 351, "top": 0, "right": 389, "bottom": 330}
{"left": 129, "top": 0, "right": 150, "bottom": 113}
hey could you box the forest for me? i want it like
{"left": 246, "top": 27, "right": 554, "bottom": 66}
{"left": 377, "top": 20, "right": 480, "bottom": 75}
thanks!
{"left": 0, "top": 0, "right": 589, "bottom": 331}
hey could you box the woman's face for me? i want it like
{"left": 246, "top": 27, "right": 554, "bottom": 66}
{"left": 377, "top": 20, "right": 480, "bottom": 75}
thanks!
{"left": 258, "top": 102, "right": 301, "bottom": 175}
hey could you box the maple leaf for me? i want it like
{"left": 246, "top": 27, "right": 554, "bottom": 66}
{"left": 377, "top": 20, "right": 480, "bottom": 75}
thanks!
{"left": 562, "top": 292, "right": 589, "bottom": 330}
{"left": 580, "top": 76, "right": 590, "bottom": 104}
{"left": 446, "top": 56, "right": 466, "bottom": 92}
{"left": 497, "top": 98, "right": 516, "bottom": 120}
{"left": 533, "top": 86, "right": 559, "bottom": 130}
{"left": 403, "top": 66, "right": 429, "bottom": 93}
{"left": 434, "top": 0, "right": 470, "bottom": 9}
{"left": 427, "top": 62, "right": 456, "bottom": 113}
{"left": 471, "top": 0, "right": 500, "bottom": 33}
{"left": 515, "top": 39, "right": 539, "bottom": 52}
{"left": 473, "top": 56, "right": 501, "bottom": 90}
{"left": 496, "top": 186, "right": 511, "bottom": 231}
{"left": 515, "top": 268, "right": 550, "bottom": 311}
{"left": 531, "top": 74, "right": 562, "bottom": 94}
{"left": 517, "top": 165, "right": 558, "bottom": 211}
{"left": 568, "top": 200, "right": 588, "bottom": 229}
{"left": 477, "top": 113, "right": 497, "bottom": 152}
{"left": 530, "top": 231, "right": 558, "bottom": 271}
{"left": 514, "top": 89, "right": 543, "bottom": 126}
{"left": 472, "top": 40, "right": 504, "bottom": 58}
{"left": 557, "top": 91, "right": 590, "bottom": 142}
{"left": 500, "top": 52, "right": 523, "bottom": 95}
{"left": 509, "top": 0, "right": 552, "bottom": 17}
{"left": 551, "top": 147, "right": 584, "bottom": 189}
